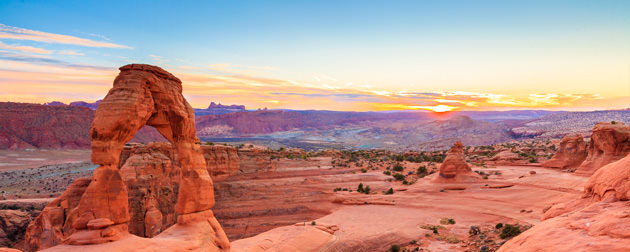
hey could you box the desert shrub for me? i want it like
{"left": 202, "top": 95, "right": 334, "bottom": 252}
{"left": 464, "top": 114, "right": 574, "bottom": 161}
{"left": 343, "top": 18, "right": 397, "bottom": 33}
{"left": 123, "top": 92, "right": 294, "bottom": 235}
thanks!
{"left": 393, "top": 163, "right": 404, "bottom": 171}
{"left": 469, "top": 226, "right": 481, "bottom": 236}
{"left": 364, "top": 185, "right": 371, "bottom": 194}
{"left": 409, "top": 240, "right": 417, "bottom": 244}
{"left": 437, "top": 235, "right": 459, "bottom": 244}
{"left": 357, "top": 183, "right": 364, "bottom": 193}
{"left": 361, "top": 168, "right": 367, "bottom": 173}
{"left": 417, "top": 166, "right": 427, "bottom": 175}
{"left": 421, "top": 224, "right": 444, "bottom": 234}
{"left": 385, "top": 188, "right": 394, "bottom": 195}
{"left": 611, "top": 120, "right": 617, "bottom": 124}
{"left": 500, "top": 224, "right": 521, "bottom": 239}
{"left": 483, "top": 175, "right": 488, "bottom": 179}
{"left": 311, "top": 221, "right": 316, "bottom": 225}
{"left": 390, "top": 245, "right": 400, "bottom": 252}
{"left": 383, "top": 170, "right": 391, "bottom": 175}
{"left": 440, "top": 218, "right": 456, "bottom": 225}
{"left": 402, "top": 180, "right": 409, "bottom": 185}
{"left": 393, "top": 173, "right": 405, "bottom": 181}
{"left": 495, "top": 223, "right": 503, "bottom": 229}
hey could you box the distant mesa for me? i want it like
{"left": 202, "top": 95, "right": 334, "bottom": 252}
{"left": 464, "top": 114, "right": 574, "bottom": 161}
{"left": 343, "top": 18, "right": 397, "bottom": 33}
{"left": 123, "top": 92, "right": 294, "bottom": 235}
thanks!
{"left": 193, "top": 102, "right": 246, "bottom": 116}
{"left": 44, "top": 100, "right": 102, "bottom": 110}
{"left": 542, "top": 133, "right": 587, "bottom": 169}
{"left": 208, "top": 102, "right": 245, "bottom": 110}
{"left": 69, "top": 100, "right": 101, "bottom": 110}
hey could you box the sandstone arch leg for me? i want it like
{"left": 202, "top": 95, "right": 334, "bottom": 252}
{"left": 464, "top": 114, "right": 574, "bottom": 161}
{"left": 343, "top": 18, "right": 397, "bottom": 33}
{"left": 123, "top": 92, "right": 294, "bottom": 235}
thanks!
{"left": 67, "top": 64, "right": 221, "bottom": 246}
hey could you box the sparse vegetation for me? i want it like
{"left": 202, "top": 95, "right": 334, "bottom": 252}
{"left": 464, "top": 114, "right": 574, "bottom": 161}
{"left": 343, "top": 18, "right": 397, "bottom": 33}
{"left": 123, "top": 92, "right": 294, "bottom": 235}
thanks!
{"left": 390, "top": 244, "right": 400, "bottom": 252}
{"left": 495, "top": 223, "right": 503, "bottom": 229}
{"left": 385, "top": 188, "right": 394, "bottom": 195}
{"left": 499, "top": 224, "right": 522, "bottom": 239}
{"left": 440, "top": 218, "right": 456, "bottom": 225}
{"left": 393, "top": 163, "right": 404, "bottom": 171}
{"left": 469, "top": 225, "right": 481, "bottom": 236}
{"left": 393, "top": 173, "right": 405, "bottom": 181}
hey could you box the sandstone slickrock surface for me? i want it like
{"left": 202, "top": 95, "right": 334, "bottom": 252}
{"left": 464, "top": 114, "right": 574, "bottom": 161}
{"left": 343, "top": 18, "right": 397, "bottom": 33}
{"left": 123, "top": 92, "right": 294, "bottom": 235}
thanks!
{"left": 27, "top": 64, "right": 228, "bottom": 251}
{"left": 542, "top": 134, "right": 587, "bottom": 169}
{"left": 575, "top": 122, "right": 630, "bottom": 176}
{"left": 434, "top": 141, "right": 479, "bottom": 182}
{"left": 499, "top": 154, "right": 630, "bottom": 251}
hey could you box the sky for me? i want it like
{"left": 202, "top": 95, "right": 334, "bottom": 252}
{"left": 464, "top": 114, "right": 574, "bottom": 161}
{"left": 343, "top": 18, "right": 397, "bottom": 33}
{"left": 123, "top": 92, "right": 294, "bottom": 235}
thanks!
{"left": 0, "top": 0, "right": 629, "bottom": 112}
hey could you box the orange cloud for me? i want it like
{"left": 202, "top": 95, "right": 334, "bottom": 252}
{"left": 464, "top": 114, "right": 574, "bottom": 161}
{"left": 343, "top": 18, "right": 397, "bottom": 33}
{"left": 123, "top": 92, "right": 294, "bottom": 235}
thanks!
{"left": 0, "top": 23, "right": 132, "bottom": 49}
{"left": 0, "top": 59, "right": 628, "bottom": 112}
{"left": 0, "top": 41, "right": 52, "bottom": 54}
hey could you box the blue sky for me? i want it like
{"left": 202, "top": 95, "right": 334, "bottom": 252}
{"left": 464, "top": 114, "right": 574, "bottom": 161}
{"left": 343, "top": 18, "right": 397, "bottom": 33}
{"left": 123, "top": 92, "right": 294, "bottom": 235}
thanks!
{"left": 0, "top": 0, "right": 629, "bottom": 111}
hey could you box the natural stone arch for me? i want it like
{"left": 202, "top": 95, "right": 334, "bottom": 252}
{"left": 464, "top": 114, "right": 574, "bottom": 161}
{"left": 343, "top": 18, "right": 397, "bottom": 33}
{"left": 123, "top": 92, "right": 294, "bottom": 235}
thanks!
{"left": 68, "top": 64, "right": 219, "bottom": 245}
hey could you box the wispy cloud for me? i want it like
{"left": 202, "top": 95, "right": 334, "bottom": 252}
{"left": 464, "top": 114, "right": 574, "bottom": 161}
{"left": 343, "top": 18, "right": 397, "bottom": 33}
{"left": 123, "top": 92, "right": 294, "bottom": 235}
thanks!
{"left": 0, "top": 41, "right": 52, "bottom": 54}
{"left": 0, "top": 24, "right": 132, "bottom": 49}
{"left": 58, "top": 50, "right": 85, "bottom": 56}
{"left": 0, "top": 51, "right": 111, "bottom": 71}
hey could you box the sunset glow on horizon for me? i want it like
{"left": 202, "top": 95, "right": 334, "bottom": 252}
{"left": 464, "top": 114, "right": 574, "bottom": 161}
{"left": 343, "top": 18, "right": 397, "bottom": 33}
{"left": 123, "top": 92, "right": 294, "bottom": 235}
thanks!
{"left": 0, "top": 1, "right": 628, "bottom": 112}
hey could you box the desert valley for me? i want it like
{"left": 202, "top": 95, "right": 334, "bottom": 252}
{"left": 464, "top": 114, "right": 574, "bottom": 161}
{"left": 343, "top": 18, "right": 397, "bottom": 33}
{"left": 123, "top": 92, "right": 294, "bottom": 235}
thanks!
{"left": 0, "top": 65, "right": 628, "bottom": 252}
{"left": 1, "top": 1, "right": 629, "bottom": 251}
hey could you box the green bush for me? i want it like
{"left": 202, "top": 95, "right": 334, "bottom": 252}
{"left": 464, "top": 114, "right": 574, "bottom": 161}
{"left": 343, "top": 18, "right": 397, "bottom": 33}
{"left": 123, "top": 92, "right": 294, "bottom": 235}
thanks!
{"left": 393, "top": 173, "right": 405, "bottom": 181}
{"left": 417, "top": 165, "right": 427, "bottom": 175}
{"left": 500, "top": 224, "right": 521, "bottom": 239}
{"left": 364, "top": 185, "right": 371, "bottom": 194}
{"left": 495, "top": 223, "right": 503, "bottom": 229}
{"left": 385, "top": 188, "right": 394, "bottom": 195}
{"left": 393, "top": 163, "right": 404, "bottom": 171}
{"left": 383, "top": 170, "right": 391, "bottom": 175}
{"left": 390, "top": 244, "right": 400, "bottom": 252}
{"left": 360, "top": 168, "right": 367, "bottom": 173}
{"left": 311, "top": 221, "right": 316, "bottom": 225}
{"left": 357, "top": 183, "right": 364, "bottom": 193}
{"left": 469, "top": 226, "right": 480, "bottom": 236}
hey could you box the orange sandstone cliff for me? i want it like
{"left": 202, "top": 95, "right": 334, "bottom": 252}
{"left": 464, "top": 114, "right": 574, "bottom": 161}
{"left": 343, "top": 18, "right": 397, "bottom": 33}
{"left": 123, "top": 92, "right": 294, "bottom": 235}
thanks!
{"left": 542, "top": 133, "right": 587, "bottom": 169}
{"left": 574, "top": 122, "right": 630, "bottom": 176}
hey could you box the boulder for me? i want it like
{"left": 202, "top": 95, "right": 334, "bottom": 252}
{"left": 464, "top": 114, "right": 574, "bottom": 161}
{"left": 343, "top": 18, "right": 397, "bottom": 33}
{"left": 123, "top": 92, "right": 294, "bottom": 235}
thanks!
{"left": 575, "top": 122, "right": 630, "bottom": 176}
{"left": 434, "top": 141, "right": 479, "bottom": 182}
{"left": 0, "top": 209, "right": 31, "bottom": 247}
{"left": 542, "top": 134, "right": 587, "bottom": 169}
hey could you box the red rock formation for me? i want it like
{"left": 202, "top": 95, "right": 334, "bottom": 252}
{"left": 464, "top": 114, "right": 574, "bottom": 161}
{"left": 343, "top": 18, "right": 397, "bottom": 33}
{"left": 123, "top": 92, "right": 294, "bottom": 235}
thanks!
{"left": 237, "top": 148, "right": 277, "bottom": 173}
{"left": 46, "top": 64, "right": 229, "bottom": 249}
{"left": 118, "top": 143, "right": 179, "bottom": 238}
{"left": 542, "top": 134, "right": 587, "bottom": 169}
{"left": 0, "top": 102, "right": 94, "bottom": 149}
{"left": 575, "top": 122, "right": 630, "bottom": 176}
{"left": 203, "top": 145, "right": 240, "bottom": 180}
{"left": 499, "top": 153, "right": 630, "bottom": 251}
{"left": 0, "top": 209, "right": 32, "bottom": 247}
{"left": 22, "top": 178, "right": 91, "bottom": 251}
{"left": 434, "top": 141, "right": 479, "bottom": 182}
{"left": 489, "top": 150, "right": 524, "bottom": 165}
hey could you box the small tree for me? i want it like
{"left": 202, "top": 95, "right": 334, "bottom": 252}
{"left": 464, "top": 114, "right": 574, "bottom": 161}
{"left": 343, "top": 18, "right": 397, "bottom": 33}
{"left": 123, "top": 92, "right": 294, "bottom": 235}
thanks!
{"left": 364, "top": 185, "right": 371, "bottom": 194}
{"left": 500, "top": 224, "right": 521, "bottom": 239}
{"left": 357, "top": 183, "right": 364, "bottom": 193}
{"left": 385, "top": 188, "right": 394, "bottom": 194}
